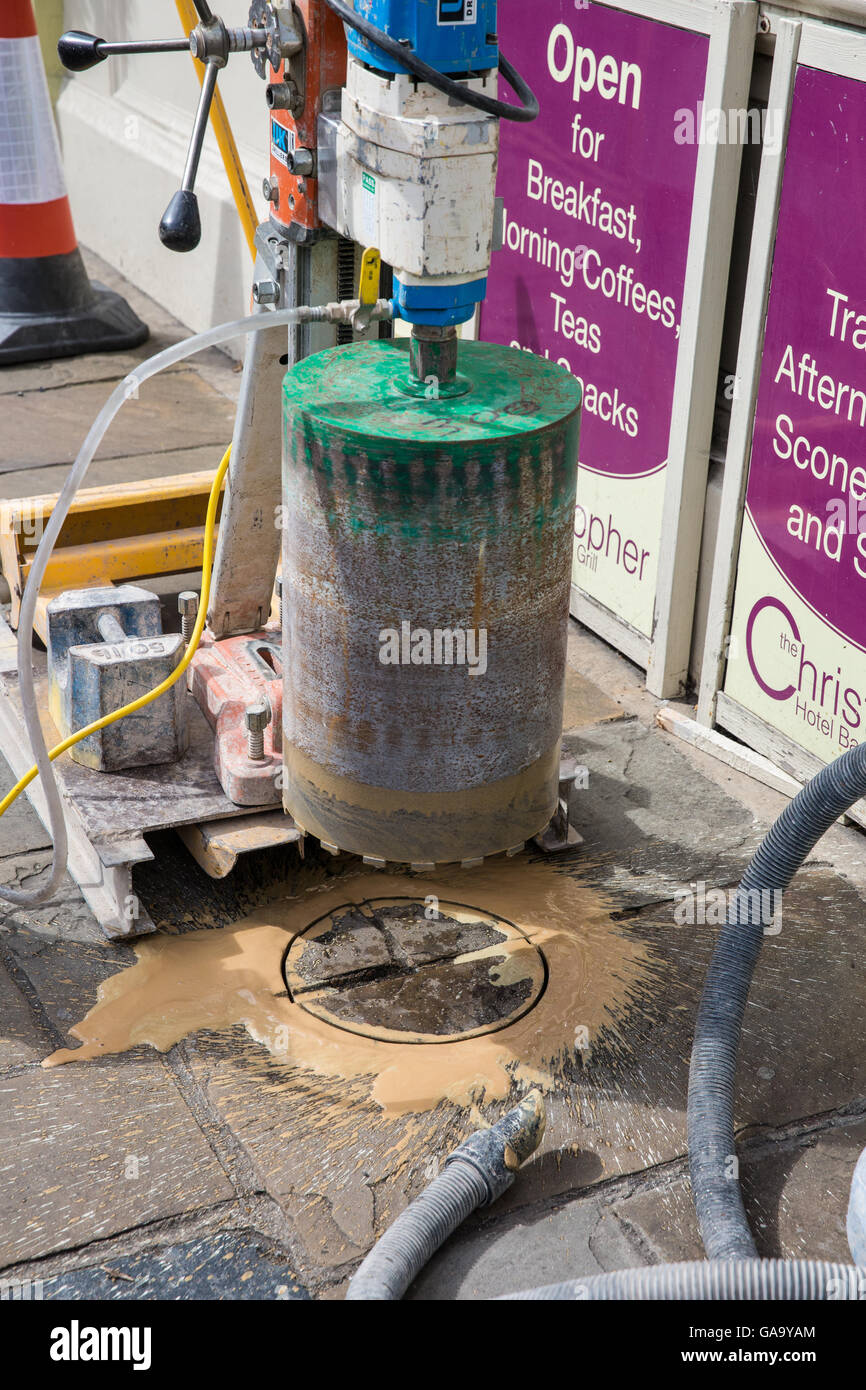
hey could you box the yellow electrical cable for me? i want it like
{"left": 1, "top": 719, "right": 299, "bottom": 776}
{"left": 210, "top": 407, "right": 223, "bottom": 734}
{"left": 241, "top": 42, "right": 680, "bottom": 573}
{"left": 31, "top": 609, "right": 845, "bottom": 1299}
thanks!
{"left": 0, "top": 445, "right": 231, "bottom": 821}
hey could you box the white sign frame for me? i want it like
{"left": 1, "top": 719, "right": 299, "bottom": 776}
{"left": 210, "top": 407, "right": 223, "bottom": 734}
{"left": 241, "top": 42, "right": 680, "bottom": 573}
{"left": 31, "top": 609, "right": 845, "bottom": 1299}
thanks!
{"left": 697, "top": 9, "right": 866, "bottom": 823}
{"left": 557, "top": 0, "right": 757, "bottom": 696}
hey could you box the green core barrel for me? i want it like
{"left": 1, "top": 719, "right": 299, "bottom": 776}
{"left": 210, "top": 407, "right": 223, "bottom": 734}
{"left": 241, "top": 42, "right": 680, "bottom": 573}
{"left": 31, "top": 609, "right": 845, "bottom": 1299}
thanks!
{"left": 281, "top": 338, "right": 581, "bottom": 865}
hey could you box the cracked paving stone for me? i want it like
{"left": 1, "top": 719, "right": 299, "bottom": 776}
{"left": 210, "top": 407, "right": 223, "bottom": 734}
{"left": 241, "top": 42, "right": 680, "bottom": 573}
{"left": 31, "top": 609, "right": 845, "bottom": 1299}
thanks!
{"left": 289, "top": 912, "right": 391, "bottom": 987}
{"left": 377, "top": 903, "right": 509, "bottom": 968}
{"left": 287, "top": 901, "right": 537, "bottom": 1038}
{"left": 284, "top": 900, "right": 541, "bottom": 1041}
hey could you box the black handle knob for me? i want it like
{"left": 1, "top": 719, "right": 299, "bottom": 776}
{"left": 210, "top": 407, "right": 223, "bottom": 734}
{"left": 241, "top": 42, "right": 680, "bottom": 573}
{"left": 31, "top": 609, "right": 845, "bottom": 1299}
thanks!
{"left": 159, "top": 190, "right": 202, "bottom": 253}
{"left": 58, "top": 30, "right": 107, "bottom": 71}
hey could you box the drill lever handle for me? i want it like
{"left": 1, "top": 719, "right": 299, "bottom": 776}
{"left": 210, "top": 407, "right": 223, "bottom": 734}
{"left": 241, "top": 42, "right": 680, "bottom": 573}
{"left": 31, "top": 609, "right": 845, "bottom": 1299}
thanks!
{"left": 159, "top": 58, "right": 221, "bottom": 253}
{"left": 58, "top": 31, "right": 191, "bottom": 71}
{"left": 58, "top": 8, "right": 278, "bottom": 254}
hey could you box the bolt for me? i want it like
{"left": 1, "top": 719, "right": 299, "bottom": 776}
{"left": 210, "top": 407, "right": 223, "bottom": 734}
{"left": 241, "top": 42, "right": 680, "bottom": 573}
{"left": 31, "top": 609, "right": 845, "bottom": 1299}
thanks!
{"left": 96, "top": 611, "right": 126, "bottom": 645}
{"left": 758, "top": 13, "right": 771, "bottom": 31}
{"left": 288, "top": 147, "right": 314, "bottom": 177}
{"left": 262, "top": 175, "right": 279, "bottom": 207}
{"left": 245, "top": 701, "right": 270, "bottom": 760}
{"left": 178, "top": 591, "right": 198, "bottom": 643}
{"left": 265, "top": 81, "right": 299, "bottom": 111}
{"left": 275, "top": 574, "right": 283, "bottom": 625}
{"left": 252, "top": 279, "right": 280, "bottom": 306}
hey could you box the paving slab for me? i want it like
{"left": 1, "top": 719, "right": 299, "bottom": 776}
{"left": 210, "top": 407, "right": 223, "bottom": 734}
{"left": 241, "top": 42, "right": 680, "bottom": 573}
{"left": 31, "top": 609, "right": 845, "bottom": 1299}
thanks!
{"left": 613, "top": 1114, "right": 866, "bottom": 1265}
{"left": 562, "top": 665, "right": 624, "bottom": 732}
{"left": 0, "top": 356, "right": 192, "bottom": 401}
{"left": 179, "top": 1031, "right": 466, "bottom": 1278}
{"left": 40, "top": 1229, "right": 308, "bottom": 1301}
{"left": 0, "top": 340, "right": 236, "bottom": 403}
{"left": 5, "top": 930, "right": 136, "bottom": 1046}
{"left": 1, "top": 370, "right": 237, "bottom": 475}
{"left": 0, "top": 1057, "right": 235, "bottom": 1266}
{"left": 407, "top": 1187, "right": 644, "bottom": 1300}
{"left": 564, "top": 718, "right": 771, "bottom": 906}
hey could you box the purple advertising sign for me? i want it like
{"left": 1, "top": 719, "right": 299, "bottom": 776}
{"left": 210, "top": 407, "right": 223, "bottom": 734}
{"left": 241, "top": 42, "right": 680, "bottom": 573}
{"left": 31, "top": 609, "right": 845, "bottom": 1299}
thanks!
{"left": 480, "top": 1, "right": 709, "bottom": 637}
{"left": 725, "top": 63, "right": 866, "bottom": 763}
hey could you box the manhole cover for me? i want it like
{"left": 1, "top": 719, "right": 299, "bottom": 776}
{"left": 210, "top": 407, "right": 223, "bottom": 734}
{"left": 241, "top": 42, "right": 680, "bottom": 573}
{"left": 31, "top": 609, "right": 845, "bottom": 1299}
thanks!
{"left": 282, "top": 898, "right": 547, "bottom": 1044}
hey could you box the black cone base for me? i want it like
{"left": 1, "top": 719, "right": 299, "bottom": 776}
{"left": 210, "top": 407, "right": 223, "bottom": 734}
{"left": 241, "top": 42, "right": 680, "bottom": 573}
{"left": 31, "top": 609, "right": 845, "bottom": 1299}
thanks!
{"left": 0, "top": 249, "right": 148, "bottom": 366}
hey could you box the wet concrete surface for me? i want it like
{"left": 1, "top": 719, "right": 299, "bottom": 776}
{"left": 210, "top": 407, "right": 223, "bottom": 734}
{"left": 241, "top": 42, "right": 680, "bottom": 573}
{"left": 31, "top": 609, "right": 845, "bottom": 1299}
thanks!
{"left": 0, "top": 256, "right": 864, "bottom": 1301}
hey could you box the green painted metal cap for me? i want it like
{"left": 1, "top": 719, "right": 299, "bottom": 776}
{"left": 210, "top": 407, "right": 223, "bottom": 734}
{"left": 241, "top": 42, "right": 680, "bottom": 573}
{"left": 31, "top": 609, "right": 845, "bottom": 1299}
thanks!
{"left": 283, "top": 338, "right": 582, "bottom": 446}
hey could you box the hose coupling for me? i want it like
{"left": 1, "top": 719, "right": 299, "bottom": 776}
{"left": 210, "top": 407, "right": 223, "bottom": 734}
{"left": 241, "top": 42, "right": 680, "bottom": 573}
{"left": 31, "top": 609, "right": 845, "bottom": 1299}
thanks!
{"left": 304, "top": 298, "right": 393, "bottom": 327}
{"left": 445, "top": 1090, "right": 546, "bottom": 1205}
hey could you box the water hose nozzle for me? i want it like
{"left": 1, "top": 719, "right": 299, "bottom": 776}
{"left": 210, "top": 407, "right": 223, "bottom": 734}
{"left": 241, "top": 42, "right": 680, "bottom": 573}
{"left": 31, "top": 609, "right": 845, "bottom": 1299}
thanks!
{"left": 446, "top": 1090, "right": 547, "bottom": 1204}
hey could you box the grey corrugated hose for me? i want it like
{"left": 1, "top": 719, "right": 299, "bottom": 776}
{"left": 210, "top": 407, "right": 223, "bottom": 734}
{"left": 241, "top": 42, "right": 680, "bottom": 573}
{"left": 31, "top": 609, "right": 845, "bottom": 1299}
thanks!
{"left": 346, "top": 1091, "right": 545, "bottom": 1300}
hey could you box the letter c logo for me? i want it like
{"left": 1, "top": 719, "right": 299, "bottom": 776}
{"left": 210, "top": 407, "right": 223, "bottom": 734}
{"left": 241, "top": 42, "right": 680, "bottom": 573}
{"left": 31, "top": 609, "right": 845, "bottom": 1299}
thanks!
{"left": 746, "top": 596, "right": 800, "bottom": 700}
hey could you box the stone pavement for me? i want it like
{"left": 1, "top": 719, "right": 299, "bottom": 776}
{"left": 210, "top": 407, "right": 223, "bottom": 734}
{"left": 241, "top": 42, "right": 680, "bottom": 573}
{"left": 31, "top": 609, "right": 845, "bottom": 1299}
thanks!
{"left": 0, "top": 253, "right": 864, "bottom": 1301}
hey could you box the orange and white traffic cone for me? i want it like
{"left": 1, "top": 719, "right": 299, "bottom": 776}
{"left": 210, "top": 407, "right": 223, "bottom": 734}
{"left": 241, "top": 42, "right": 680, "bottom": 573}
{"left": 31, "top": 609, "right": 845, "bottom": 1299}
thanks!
{"left": 0, "top": 0, "right": 147, "bottom": 364}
